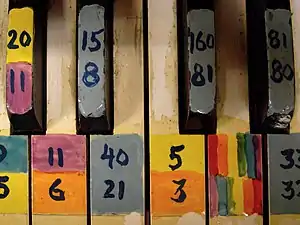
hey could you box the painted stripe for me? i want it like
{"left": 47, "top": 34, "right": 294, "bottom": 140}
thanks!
{"left": 245, "top": 134, "right": 256, "bottom": 179}
{"left": 253, "top": 135, "right": 262, "bottom": 180}
{"left": 217, "top": 134, "right": 228, "bottom": 176}
{"left": 236, "top": 133, "right": 247, "bottom": 177}
{"left": 216, "top": 175, "right": 228, "bottom": 216}
{"left": 209, "top": 175, "right": 218, "bottom": 217}
{"left": 208, "top": 135, "right": 218, "bottom": 176}
{"left": 227, "top": 176, "right": 234, "bottom": 215}
{"left": 228, "top": 134, "right": 238, "bottom": 177}
{"left": 243, "top": 178, "right": 254, "bottom": 215}
{"left": 253, "top": 179, "right": 262, "bottom": 214}
{"left": 231, "top": 177, "right": 244, "bottom": 215}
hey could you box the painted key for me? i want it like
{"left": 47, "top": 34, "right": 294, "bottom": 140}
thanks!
{"left": 0, "top": 136, "right": 28, "bottom": 225}
{"left": 208, "top": 134, "right": 263, "bottom": 225}
{"left": 31, "top": 135, "right": 86, "bottom": 225}
{"left": 246, "top": 0, "right": 295, "bottom": 133}
{"left": 177, "top": 0, "right": 216, "bottom": 134}
{"left": 77, "top": 0, "right": 114, "bottom": 134}
{"left": 268, "top": 134, "right": 300, "bottom": 224}
{"left": 6, "top": 0, "right": 47, "bottom": 134}
{"left": 90, "top": 134, "right": 144, "bottom": 224}
{"left": 150, "top": 134, "right": 205, "bottom": 224}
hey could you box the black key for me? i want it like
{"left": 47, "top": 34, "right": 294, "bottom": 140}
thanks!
{"left": 6, "top": 0, "right": 48, "bottom": 134}
{"left": 76, "top": 0, "right": 114, "bottom": 134}
{"left": 246, "top": 0, "right": 295, "bottom": 134}
{"left": 177, "top": 0, "right": 216, "bottom": 134}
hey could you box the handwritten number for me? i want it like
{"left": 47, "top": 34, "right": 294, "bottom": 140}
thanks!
{"left": 49, "top": 178, "right": 65, "bottom": 201}
{"left": 118, "top": 181, "right": 125, "bottom": 200}
{"left": 82, "top": 29, "right": 104, "bottom": 52}
{"left": 0, "top": 145, "right": 7, "bottom": 163}
{"left": 280, "top": 148, "right": 300, "bottom": 169}
{"left": 104, "top": 180, "right": 125, "bottom": 200}
{"left": 116, "top": 149, "right": 129, "bottom": 167}
{"left": 171, "top": 179, "right": 187, "bottom": 203}
{"left": 82, "top": 30, "right": 88, "bottom": 51}
{"left": 7, "top": 29, "right": 31, "bottom": 49}
{"left": 169, "top": 144, "right": 184, "bottom": 171}
{"left": 7, "top": 30, "right": 18, "bottom": 49}
{"left": 82, "top": 62, "right": 100, "bottom": 88}
{"left": 104, "top": 180, "right": 115, "bottom": 198}
{"left": 10, "top": 69, "right": 26, "bottom": 94}
{"left": 191, "top": 63, "right": 213, "bottom": 87}
{"left": 101, "top": 144, "right": 115, "bottom": 169}
{"left": 268, "top": 29, "right": 281, "bottom": 49}
{"left": 281, "top": 180, "right": 300, "bottom": 200}
{"left": 101, "top": 144, "right": 129, "bottom": 169}
{"left": 270, "top": 59, "right": 294, "bottom": 83}
{"left": 0, "top": 176, "right": 10, "bottom": 199}
{"left": 280, "top": 148, "right": 295, "bottom": 169}
{"left": 281, "top": 180, "right": 295, "bottom": 200}
{"left": 19, "top": 31, "right": 31, "bottom": 47}
{"left": 48, "top": 147, "right": 64, "bottom": 167}
{"left": 188, "top": 28, "right": 215, "bottom": 54}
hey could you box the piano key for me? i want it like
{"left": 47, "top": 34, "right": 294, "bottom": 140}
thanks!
{"left": 150, "top": 135, "right": 205, "bottom": 219}
{"left": 46, "top": 0, "right": 76, "bottom": 134}
{"left": 247, "top": 0, "right": 295, "bottom": 134}
{"left": 268, "top": 134, "right": 300, "bottom": 224}
{"left": 0, "top": 1, "right": 10, "bottom": 135}
{"left": 148, "top": 0, "right": 205, "bottom": 224}
{"left": 177, "top": 0, "right": 216, "bottom": 134}
{"left": 90, "top": 135, "right": 143, "bottom": 221}
{"left": 76, "top": 0, "right": 114, "bottom": 134}
{"left": 208, "top": 134, "right": 263, "bottom": 224}
{"left": 89, "top": 0, "right": 145, "bottom": 223}
{"left": 214, "top": 0, "right": 250, "bottom": 134}
{"left": 31, "top": 135, "right": 87, "bottom": 225}
{"left": 6, "top": 0, "right": 47, "bottom": 134}
{"left": 0, "top": 136, "right": 28, "bottom": 225}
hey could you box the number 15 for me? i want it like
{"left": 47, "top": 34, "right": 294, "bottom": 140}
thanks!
{"left": 81, "top": 29, "right": 104, "bottom": 52}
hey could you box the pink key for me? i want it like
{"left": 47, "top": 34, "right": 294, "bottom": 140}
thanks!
{"left": 6, "top": 62, "right": 32, "bottom": 114}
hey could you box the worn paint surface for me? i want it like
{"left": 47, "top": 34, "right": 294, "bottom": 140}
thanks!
{"left": 31, "top": 135, "right": 86, "bottom": 215}
{"left": 90, "top": 134, "right": 143, "bottom": 214}
{"left": 6, "top": 62, "right": 32, "bottom": 114}
{"left": 78, "top": 4, "right": 105, "bottom": 118}
{"left": 0, "top": 136, "right": 28, "bottom": 214}
{"left": 0, "top": 136, "right": 27, "bottom": 173}
{"left": 6, "top": 7, "right": 33, "bottom": 64}
{"left": 151, "top": 135, "right": 205, "bottom": 217}
{"left": 208, "top": 134, "right": 262, "bottom": 223}
{"left": 188, "top": 9, "right": 215, "bottom": 114}
{"left": 268, "top": 134, "right": 300, "bottom": 214}
{"left": 265, "top": 9, "right": 295, "bottom": 129}
{"left": 6, "top": 7, "right": 33, "bottom": 116}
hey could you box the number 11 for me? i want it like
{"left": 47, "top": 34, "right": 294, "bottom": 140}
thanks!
{"left": 10, "top": 68, "right": 25, "bottom": 94}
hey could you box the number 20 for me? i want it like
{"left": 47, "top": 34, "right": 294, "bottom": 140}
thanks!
{"left": 7, "top": 29, "right": 32, "bottom": 49}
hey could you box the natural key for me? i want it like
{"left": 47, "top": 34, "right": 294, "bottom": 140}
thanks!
{"left": 6, "top": 0, "right": 47, "bottom": 134}
{"left": 246, "top": 0, "right": 295, "bottom": 133}
{"left": 77, "top": 0, "right": 114, "bottom": 134}
{"left": 0, "top": 136, "right": 28, "bottom": 225}
{"left": 268, "top": 134, "right": 300, "bottom": 224}
{"left": 90, "top": 134, "right": 144, "bottom": 224}
{"left": 178, "top": 0, "right": 216, "bottom": 134}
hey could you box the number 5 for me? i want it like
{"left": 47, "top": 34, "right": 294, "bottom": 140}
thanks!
{"left": 169, "top": 145, "right": 185, "bottom": 171}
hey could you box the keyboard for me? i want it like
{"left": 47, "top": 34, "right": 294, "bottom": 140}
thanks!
{"left": 0, "top": 0, "right": 298, "bottom": 225}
